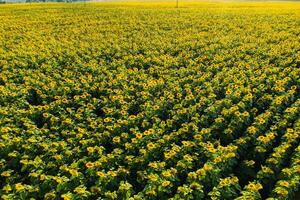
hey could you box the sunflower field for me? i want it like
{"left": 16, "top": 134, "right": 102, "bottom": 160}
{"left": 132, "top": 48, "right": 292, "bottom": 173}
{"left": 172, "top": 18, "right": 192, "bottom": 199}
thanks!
{"left": 0, "top": 2, "right": 299, "bottom": 200}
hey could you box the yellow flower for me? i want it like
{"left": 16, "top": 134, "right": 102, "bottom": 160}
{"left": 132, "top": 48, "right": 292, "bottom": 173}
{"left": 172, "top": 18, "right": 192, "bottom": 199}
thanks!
{"left": 120, "top": 110, "right": 127, "bottom": 116}
{"left": 61, "top": 193, "right": 72, "bottom": 200}
{"left": 258, "top": 118, "right": 265, "bottom": 125}
{"left": 104, "top": 117, "right": 112, "bottom": 123}
{"left": 275, "top": 188, "right": 288, "bottom": 196}
{"left": 148, "top": 174, "right": 158, "bottom": 182}
{"left": 162, "top": 171, "right": 172, "bottom": 178}
{"left": 291, "top": 85, "right": 297, "bottom": 90}
{"left": 87, "top": 147, "right": 95, "bottom": 153}
{"left": 194, "top": 134, "right": 202, "bottom": 140}
{"left": 226, "top": 90, "right": 232, "bottom": 95}
{"left": 148, "top": 128, "right": 155, "bottom": 135}
{"left": 44, "top": 192, "right": 56, "bottom": 200}
{"left": 15, "top": 183, "right": 25, "bottom": 191}
{"left": 90, "top": 186, "right": 101, "bottom": 193}
{"left": 112, "top": 136, "right": 121, "bottom": 143}
{"left": 182, "top": 141, "right": 191, "bottom": 147}
{"left": 144, "top": 130, "right": 150, "bottom": 135}
{"left": 287, "top": 128, "right": 294, "bottom": 133}
{"left": 232, "top": 176, "right": 239, "bottom": 183}
{"left": 203, "top": 164, "right": 213, "bottom": 171}
{"left": 129, "top": 115, "right": 136, "bottom": 120}
{"left": 40, "top": 174, "right": 46, "bottom": 181}
{"left": 53, "top": 176, "right": 64, "bottom": 184}
{"left": 183, "top": 154, "right": 193, "bottom": 162}
{"left": 164, "top": 152, "right": 172, "bottom": 160}
{"left": 147, "top": 142, "right": 155, "bottom": 150}
{"left": 237, "top": 138, "right": 247, "bottom": 145}
{"left": 162, "top": 180, "right": 171, "bottom": 187}
{"left": 188, "top": 172, "right": 197, "bottom": 179}
{"left": 96, "top": 171, "right": 106, "bottom": 177}
{"left": 119, "top": 181, "right": 132, "bottom": 191}
{"left": 53, "top": 155, "right": 62, "bottom": 160}
{"left": 131, "top": 138, "right": 138, "bottom": 144}
{"left": 275, "top": 99, "right": 282, "bottom": 105}
{"left": 245, "top": 160, "right": 255, "bottom": 167}
{"left": 247, "top": 126, "right": 257, "bottom": 135}
{"left": 136, "top": 133, "right": 143, "bottom": 139}
{"left": 248, "top": 182, "right": 263, "bottom": 191}
{"left": 148, "top": 162, "right": 158, "bottom": 169}
{"left": 261, "top": 166, "right": 274, "bottom": 174}
{"left": 196, "top": 169, "right": 205, "bottom": 175}
{"left": 1, "top": 171, "right": 11, "bottom": 177}
{"left": 125, "top": 155, "right": 134, "bottom": 162}
{"left": 279, "top": 181, "right": 290, "bottom": 188}
{"left": 69, "top": 169, "right": 79, "bottom": 177}
{"left": 43, "top": 113, "right": 50, "bottom": 118}
{"left": 29, "top": 172, "right": 39, "bottom": 178}
{"left": 3, "top": 185, "right": 12, "bottom": 193}
{"left": 145, "top": 190, "right": 157, "bottom": 196}
{"left": 214, "top": 157, "right": 222, "bottom": 163}
{"left": 190, "top": 182, "right": 202, "bottom": 190}
{"left": 153, "top": 105, "right": 160, "bottom": 110}
{"left": 139, "top": 149, "right": 147, "bottom": 155}
{"left": 85, "top": 162, "right": 94, "bottom": 169}
{"left": 107, "top": 171, "right": 117, "bottom": 177}
{"left": 219, "top": 178, "right": 230, "bottom": 187}
{"left": 8, "top": 151, "right": 18, "bottom": 158}
{"left": 74, "top": 186, "right": 87, "bottom": 195}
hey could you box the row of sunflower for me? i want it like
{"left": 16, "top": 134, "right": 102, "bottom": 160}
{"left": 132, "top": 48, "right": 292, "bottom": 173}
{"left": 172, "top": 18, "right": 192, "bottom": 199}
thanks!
{"left": 237, "top": 117, "right": 300, "bottom": 200}
{"left": 268, "top": 144, "right": 300, "bottom": 200}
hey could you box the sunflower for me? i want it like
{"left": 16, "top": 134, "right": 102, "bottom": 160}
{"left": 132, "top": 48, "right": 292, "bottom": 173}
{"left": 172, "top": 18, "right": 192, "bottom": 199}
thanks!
{"left": 44, "top": 192, "right": 56, "bottom": 200}
{"left": 85, "top": 162, "right": 94, "bottom": 169}
{"left": 247, "top": 182, "right": 263, "bottom": 191}
{"left": 279, "top": 181, "right": 290, "bottom": 188}
{"left": 107, "top": 171, "right": 117, "bottom": 177}
{"left": 162, "top": 171, "right": 172, "bottom": 178}
{"left": 96, "top": 171, "right": 106, "bottom": 178}
{"left": 1, "top": 171, "right": 11, "bottom": 177}
{"left": 275, "top": 188, "right": 288, "bottom": 196}
{"left": 161, "top": 180, "right": 171, "bottom": 187}
{"left": 2, "top": 185, "right": 12, "bottom": 193}
{"left": 61, "top": 193, "right": 73, "bottom": 200}
{"left": 112, "top": 136, "right": 121, "bottom": 143}
{"left": 147, "top": 142, "right": 155, "bottom": 150}
{"left": 135, "top": 133, "right": 143, "bottom": 139}
{"left": 15, "top": 183, "right": 25, "bottom": 191}
{"left": 74, "top": 186, "right": 87, "bottom": 195}
{"left": 69, "top": 169, "right": 79, "bottom": 177}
